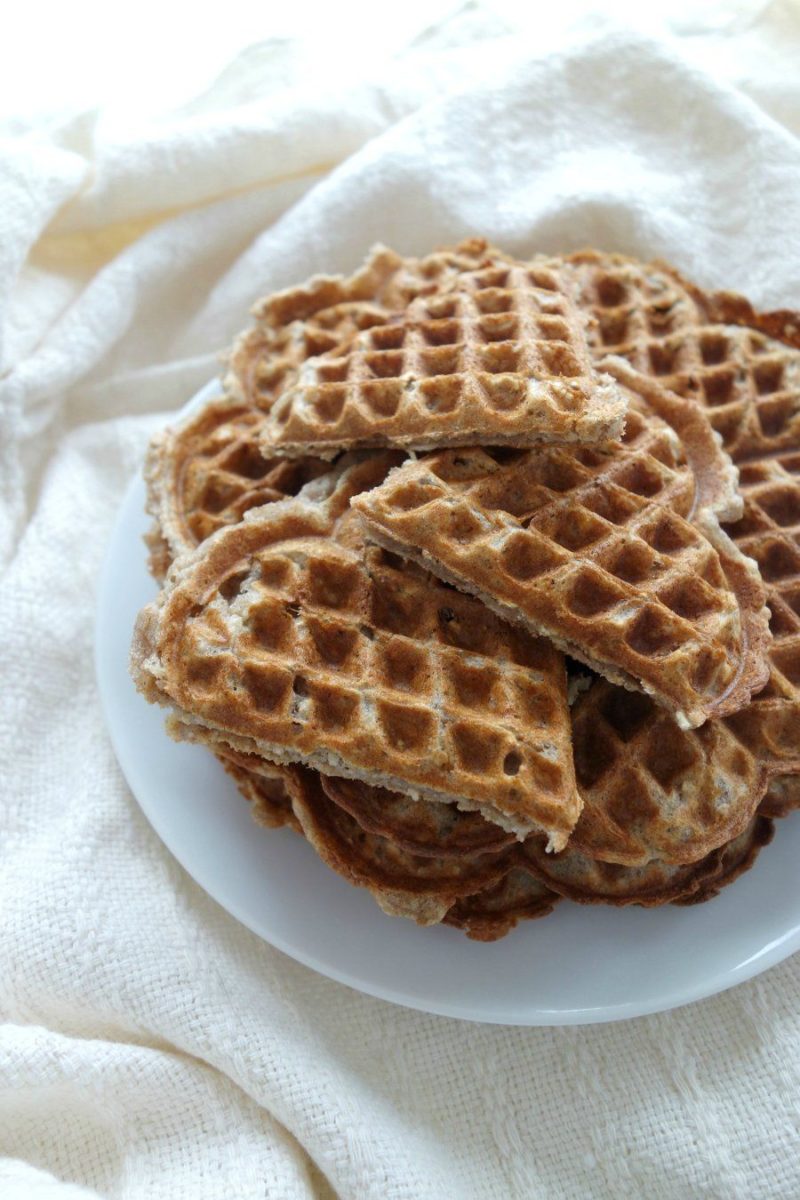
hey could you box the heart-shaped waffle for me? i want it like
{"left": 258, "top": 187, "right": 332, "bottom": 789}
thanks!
{"left": 132, "top": 455, "right": 580, "bottom": 846}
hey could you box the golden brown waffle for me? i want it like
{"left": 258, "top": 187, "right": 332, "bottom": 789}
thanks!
{"left": 354, "top": 384, "right": 770, "bottom": 729}
{"left": 132, "top": 454, "right": 580, "bottom": 846}
{"left": 144, "top": 395, "right": 329, "bottom": 579}
{"left": 226, "top": 300, "right": 397, "bottom": 414}
{"left": 260, "top": 260, "right": 626, "bottom": 459}
{"left": 226, "top": 239, "right": 512, "bottom": 410}
{"left": 147, "top": 240, "right": 514, "bottom": 579}
{"left": 133, "top": 241, "right": 792, "bottom": 939}
{"left": 285, "top": 766, "right": 515, "bottom": 925}
{"left": 523, "top": 815, "right": 773, "bottom": 907}
{"left": 441, "top": 866, "right": 559, "bottom": 941}
{"left": 565, "top": 249, "right": 800, "bottom": 463}
{"left": 320, "top": 775, "right": 515, "bottom": 857}
{"left": 225, "top": 245, "right": 408, "bottom": 411}
{"left": 529, "top": 361, "right": 770, "bottom": 868}
{"left": 568, "top": 678, "right": 768, "bottom": 865}
{"left": 567, "top": 248, "right": 800, "bottom": 807}
{"left": 720, "top": 464, "right": 800, "bottom": 794}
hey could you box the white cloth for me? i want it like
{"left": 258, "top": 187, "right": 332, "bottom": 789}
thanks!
{"left": 3, "top": 7, "right": 800, "bottom": 1198}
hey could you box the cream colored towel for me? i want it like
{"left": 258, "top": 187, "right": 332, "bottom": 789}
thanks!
{"left": 2, "top": 9, "right": 800, "bottom": 1198}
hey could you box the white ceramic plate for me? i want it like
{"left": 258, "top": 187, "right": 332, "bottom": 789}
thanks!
{"left": 95, "top": 381, "right": 800, "bottom": 1025}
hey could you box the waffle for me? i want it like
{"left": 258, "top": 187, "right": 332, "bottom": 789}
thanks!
{"left": 132, "top": 240, "right": 794, "bottom": 941}
{"left": 441, "top": 866, "right": 559, "bottom": 940}
{"left": 284, "top": 766, "right": 515, "bottom": 925}
{"left": 132, "top": 455, "right": 580, "bottom": 846}
{"left": 320, "top": 775, "right": 515, "bottom": 857}
{"left": 565, "top": 249, "right": 800, "bottom": 463}
{"left": 567, "top": 249, "right": 800, "bottom": 806}
{"left": 568, "top": 677, "right": 768, "bottom": 865}
{"left": 532, "top": 360, "right": 771, "bottom": 868}
{"left": 259, "top": 261, "right": 627, "bottom": 459}
{"left": 146, "top": 240, "right": 515, "bottom": 577}
{"left": 226, "top": 300, "right": 397, "bottom": 415}
{"left": 720, "top": 464, "right": 800, "bottom": 797}
{"left": 144, "top": 395, "right": 329, "bottom": 578}
{"left": 226, "top": 239, "right": 512, "bottom": 410}
{"left": 216, "top": 749, "right": 299, "bottom": 831}
{"left": 523, "top": 815, "right": 774, "bottom": 907}
{"left": 354, "top": 379, "right": 770, "bottom": 729}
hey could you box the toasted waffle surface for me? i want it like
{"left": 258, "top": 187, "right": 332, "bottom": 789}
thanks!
{"left": 568, "top": 248, "right": 800, "bottom": 804}
{"left": 354, "top": 394, "right": 770, "bottom": 728}
{"left": 131, "top": 240, "right": 795, "bottom": 940}
{"left": 260, "top": 261, "right": 626, "bottom": 458}
{"left": 226, "top": 240, "right": 512, "bottom": 409}
{"left": 148, "top": 241, "right": 512, "bottom": 576}
{"left": 132, "top": 456, "right": 580, "bottom": 846}
{"left": 568, "top": 678, "right": 768, "bottom": 865}
{"left": 144, "top": 396, "right": 328, "bottom": 577}
{"left": 523, "top": 815, "right": 773, "bottom": 906}
{"left": 720, "top": 464, "right": 800, "bottom": 787}
{"left": 565, "top": 249, "right": 800, "bottom": 463}
{"left": 285, "top": 767, "right": 514, "bottom": 924}
{"left": 320, "top": 775, "right": 515, "bottom": 857}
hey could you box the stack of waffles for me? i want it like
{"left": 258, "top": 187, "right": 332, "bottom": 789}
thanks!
{"left": 131, "top": 239, "right": 800, "bottom": 940}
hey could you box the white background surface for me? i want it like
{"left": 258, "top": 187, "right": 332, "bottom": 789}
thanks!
{"left": 0, "top": 0, "right": 789, "bottom": 117}
{"left": 3, "top": 3, "right": 800, "bottom": 1197}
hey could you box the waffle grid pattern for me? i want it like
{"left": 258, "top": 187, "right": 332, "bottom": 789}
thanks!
{"left": 228, "top": 239, "right": 510, "bottom": 409}
{"left": 355, "top": 409, "right": 749, "bottom": 726}
{"left": 262, "top": 263, "right": 625, "bottom": 455}
{"left": 569, "top": 251, "right": 800, "bottom": 463}
{"left": 145, "top": 398, "right": 328, "bottom": 575}
{"left": 135, "top": 242, "right": 797, "bottom": 934}
{"left": 720, "top": 455, "right": 800, "bottom": 774}
{"left": 569, "top": 250, "right": 800, "bottom": 787}
{"left": 228, "top": 301, "right": 395, "bottom": 410}
{"left": 153, "top": 509, "right": 578, "bottom": 841}
{"left": 568, "top": 679, "right": 767, "bottom": 865}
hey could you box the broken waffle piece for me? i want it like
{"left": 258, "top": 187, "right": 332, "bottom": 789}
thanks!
{"left": 522, "top": 815, "right": 773, "bottom": 907}
{"left": 564, "top": 248, "right": 800, "bottom": 463}
{"left": 567, "top": 677, "right": 768, "bottom": 866}
{"left": 132, "top": 456, "right": 581, "bottom": 847}
{"left": 225, "top": 239, "right": 512, "bottom": 410}
{"left": 354, "top": 394, "right": 771, "bottom": 728}
{"left": 144, "top": 394, "right": 329, "bottom": 578}
{"left": 259, "top": 260, "right": 627, "bottom": 459}
{"left": 569, "top": 248, "right": 800, "bottom": 806}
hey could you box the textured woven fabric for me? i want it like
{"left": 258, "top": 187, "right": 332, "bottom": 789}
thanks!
{"left": 2, "top": 8, "right": 800, "bottom": 1198}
